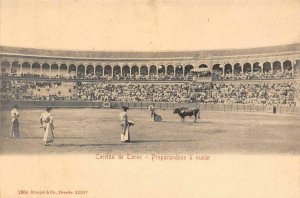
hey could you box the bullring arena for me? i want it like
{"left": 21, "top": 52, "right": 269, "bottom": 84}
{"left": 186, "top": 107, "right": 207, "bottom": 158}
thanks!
{"left": 1, "top": 44, "right": 300, "bottom": 154}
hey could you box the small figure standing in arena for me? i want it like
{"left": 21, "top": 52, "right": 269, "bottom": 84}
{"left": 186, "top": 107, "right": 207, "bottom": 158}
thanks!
{"left": 148, "top": 103, "right": 155, "bottom": 120}
{"left": 40, "top": 107, "right": 55, "bottom": 146}
{"left": 148, "top": 103, "right": 162, "bottom": 122}
{"left": 10, "top": 105, "right": 20, "bottom": 138}
{"left": 119, "top": 106, "right": 132, "bottom": 143}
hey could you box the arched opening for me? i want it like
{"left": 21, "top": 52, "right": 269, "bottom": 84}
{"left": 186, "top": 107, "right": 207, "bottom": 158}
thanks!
{"left": 273, "top": 61, "right": 281, "bottom": 73}
{"left": 95, "top": 65, "right": 103, "bottom": 76}
{"left": 50, "top": 64, "right": 59, "bottom": 76}
{"left": 104, "top": 65, "right": 112, "bottom": 76}
{"left": 253, "top": 62, "right": 261, "bottom": 73}
{"left": 212, "top": 64, "right": 222, "bottom": 78}
{"left": 175, "top": 65, "right": 183, "bottom": 76}
{"left": 69, "top": 64, "right": 76, "bottom": 78}
{"left": 243, "top": 63, "right": 251, "bottom": 74}
{"left": 22, "top": 62, "right": 31, "bottom": 74}
{"left": 282, "top": 60, "right": 292, "bottom": 78}
{"left": 140, "top": 65, "right": 148, "bottom": 76}
{"left": 86, "top": 65, "right": 94, "bottom": 75}
{"left": 122, "top": 65, "right": 130, "bottom": 78}
{"left": 167, "top": 65, "right": 174, "bottom": 75}
{"left": 1, "top": 61, "right": 10, "bottom": 74}
{"left": 42, "top": 63, "right": 50, "bottom": 75}
{"left": 199, "top": 64, "right": 208, "bottom": 68}
{"left": 11, "top": 61, "right": 21, "bottom": 75}
{"left": 113, "top": 65, "right": 121, "bottom": 78}
{"left": 224, "top": 64, "right": 232, "bottom": 74}
{"left": 77, "top": 65, "right": 85, "bottom": 78}
{"left": 184, "top": 65, "right": 194, "bottom": 75}
{"left": 283, "top": 60, "right": 292, "bottom": 71}
{"left": 32, "top": 63, "right": 41, "bottom": 74}
{"left": 158, "top": 65, "right": 165, "bottom": 77}
{"left": 60, "top": 64, "right": 68, "bottom": 76}
{"left": 149, "top": 65, "right": 157, "bottom": 76}
{"left": 131, "top": 66, "right": 139, "bottom": 78}
{"left": 233, "top": 63, "right": 242, "bottom": 74}
{"left": 263, "top": 62, "right": 271, "bottom": 73}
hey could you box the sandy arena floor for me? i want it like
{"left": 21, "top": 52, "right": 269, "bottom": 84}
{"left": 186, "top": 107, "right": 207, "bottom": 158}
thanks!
{"left": 0, "top": 108, "right": 299, "bottom": 155}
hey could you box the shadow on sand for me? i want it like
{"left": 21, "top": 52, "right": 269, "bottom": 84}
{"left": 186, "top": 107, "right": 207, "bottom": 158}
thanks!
{"left": 53, "top": 143, "right": 122, "bottom": 147}
{"left": 153, "top": 120, "right": 211, "bottom": 124}
{"left": 53, "top": 139, "right": 202, "bottom": 147}
{"left": 130, "top": 139, "right": 201, "bottom": 143}
{"left": 19, "top": 136, "right": 97, "bottom": 139}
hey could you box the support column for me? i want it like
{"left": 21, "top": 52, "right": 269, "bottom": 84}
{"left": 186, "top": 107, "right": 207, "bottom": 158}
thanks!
{"left": 84, "top": 66, "right": 87, "bottom": 76}
{"left": 222, "top": 66, "right": 225, "bottom": 77}
{"left": 129, "top": 67, "right": 132, "bottom": 78}
{"left": 271, "top": 63, "right": 274, "bottom": 74}
{"left": 10, "top": 64, "right": 12, "bottom": 75}
{"left": 292, "top": 61, "right": 294, "bottom": 76}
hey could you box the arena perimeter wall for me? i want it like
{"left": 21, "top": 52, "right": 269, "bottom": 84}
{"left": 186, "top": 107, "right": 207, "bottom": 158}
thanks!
{"left": 1, "top": 100, "right": 299, "bottom": 115}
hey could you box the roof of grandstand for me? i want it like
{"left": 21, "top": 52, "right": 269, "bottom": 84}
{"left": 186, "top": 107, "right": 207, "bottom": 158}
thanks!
{"left": 1, "top": 43, "right": 300, "bottom": 60}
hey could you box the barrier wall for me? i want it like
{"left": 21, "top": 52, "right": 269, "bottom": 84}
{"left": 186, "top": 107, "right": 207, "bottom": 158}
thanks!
{"left": 1, "top": 100, "right": 299, "bottom": 115}
{"left": 0, "top": 100, "right": 99, "bottom": 108}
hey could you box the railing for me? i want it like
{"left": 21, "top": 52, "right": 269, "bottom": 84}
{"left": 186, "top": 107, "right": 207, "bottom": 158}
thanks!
{"left": 0, "top": 75, "right": 191, "bottom": 83}
{"left": 1, "top": 100, "right": 299, "bottom": 115}
{"left": 1, "top": 74, "right": 299, "bottom": 83}
{"left": 0, "top": 100, "right": 99, "bottom": 108}
{"left": 198, "top": 103, "right": 300, "bottom": 115}
{"left": 109, "top": 102, "right": 300, "bottom": 115}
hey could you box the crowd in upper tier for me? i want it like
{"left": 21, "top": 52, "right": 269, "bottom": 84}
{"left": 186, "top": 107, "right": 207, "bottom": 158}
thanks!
{"left": 1, "top": 66, "right": 300, "bottom": 81}
{"left": 212, "top": 70, "right": 296, "bottom": 81}
{"left": 1, "top": 72, "right": 191, "bottom": 81}
{"left": 1, "top": 79, "right": 299, "bottom": 106}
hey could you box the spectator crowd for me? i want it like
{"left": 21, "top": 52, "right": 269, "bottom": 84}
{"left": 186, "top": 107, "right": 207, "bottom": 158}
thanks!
{"left": 0, "top": 80, "right": 74, "bottom": 101}
{"left": 190, "top": 81, "right": 299, "bottom": 106}
{"left": 77, "top": 82, "right": 190, "bottom": 102}
{"left": 1, "top": 67, "right": 299, "bottom": 82}
{"left": 1, "top": 79, "right": 299, "bottom": 106}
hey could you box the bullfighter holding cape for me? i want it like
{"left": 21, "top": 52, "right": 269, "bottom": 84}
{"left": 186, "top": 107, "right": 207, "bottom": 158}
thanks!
{"left": 10, "top": 105, "right": 20, "bottom": 138}
{"left": 119, "top": 106, "right": 134, "bottom": 143}
{"left": 40, "top": 107, "right": 55, "bottom": 146}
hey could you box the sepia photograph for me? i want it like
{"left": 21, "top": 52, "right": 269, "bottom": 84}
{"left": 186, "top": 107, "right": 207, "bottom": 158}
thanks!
{"left": 0, "top": 0, "right": 299, "bottom": 197}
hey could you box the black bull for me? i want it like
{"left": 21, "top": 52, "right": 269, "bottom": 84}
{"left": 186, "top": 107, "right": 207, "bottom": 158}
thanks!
{"left": 173, "top": 107, "right": 200, "bottom": 123}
